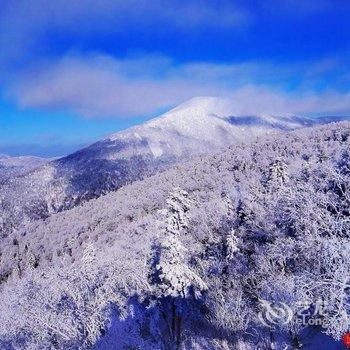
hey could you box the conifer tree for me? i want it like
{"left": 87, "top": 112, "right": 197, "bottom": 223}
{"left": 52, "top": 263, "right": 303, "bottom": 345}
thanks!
{"left": 150, "top": 188, "right": 206, "bottom": 348}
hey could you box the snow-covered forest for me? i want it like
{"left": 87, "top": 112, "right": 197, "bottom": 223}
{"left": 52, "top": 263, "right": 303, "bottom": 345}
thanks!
{"left": 0, "top": 120, "right": 350, "bottom": 349}
{"left": 1, "top": 97, "right": 329, "bottom": 240}
{"left": 0, "top": 155, "right": 51, "bottom": 183}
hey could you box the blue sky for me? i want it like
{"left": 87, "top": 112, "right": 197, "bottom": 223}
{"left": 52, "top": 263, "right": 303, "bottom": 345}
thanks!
{"left": 1, "top": 0, "right": 350, "bottom": 156}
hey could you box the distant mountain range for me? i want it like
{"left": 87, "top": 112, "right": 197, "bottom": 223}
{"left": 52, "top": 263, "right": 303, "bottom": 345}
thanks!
{"left": 0, "top": 154, "right": 51, "bottom": 182}
{"left": 0, "top": 96, "right": 349, "bottom": 237}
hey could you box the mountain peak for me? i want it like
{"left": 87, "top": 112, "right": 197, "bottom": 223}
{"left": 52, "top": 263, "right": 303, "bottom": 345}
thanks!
{"left": 169, "top": 96, "right": 230, "bottom": 112}
{"left": 104, "top": 96, "right": 320, "bottom": 162}
{"left": 149, "top": 96, "right": 232, "bottom": 125}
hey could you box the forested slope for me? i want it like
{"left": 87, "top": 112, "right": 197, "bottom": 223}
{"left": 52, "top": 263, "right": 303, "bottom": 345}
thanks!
{"left": 0, "top": 121, "right": 349, "bottom": 349}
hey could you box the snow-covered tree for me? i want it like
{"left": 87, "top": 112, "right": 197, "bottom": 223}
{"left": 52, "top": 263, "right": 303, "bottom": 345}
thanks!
{"left": 267, "top": 159, "right": 289, "bottom": 186}
{"left": 0, "top": 239, "right": 151, "bottom": 349}
{"left": 81, "top": 241, "right": 97, "bottom": 281}
{"left": 165, "top": 187, "right": 191, "bottom": 235}
{"left": 150, "top": 188, "right": 207, "bottom": 348}
{"left": 154, "top": 233, "right": 207, "bottom": 300}
{"left": 152, "top": 188, "right": 206, "bottom": 296}
{"left": 225, "top": 229, "right": 240, "bottom": 260}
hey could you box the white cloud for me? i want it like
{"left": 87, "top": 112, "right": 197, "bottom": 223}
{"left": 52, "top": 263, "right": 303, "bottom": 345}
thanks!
{"left": 9, "top": 55, "right": 225, "bottom": 117}
{"left": 223, "top": 87, "right": 350, "bottom": 117}
{"left": 8, "top": 54, "right": 350, "bottom": 118}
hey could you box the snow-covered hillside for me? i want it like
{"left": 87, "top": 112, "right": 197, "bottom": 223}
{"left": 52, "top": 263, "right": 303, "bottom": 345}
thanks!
{"left": 1, "top": 121, "right": 349, "bottom": 349}
{"left": 0, "top": 97, "right": 348, "bottom": 238}
{"left": 0, "top": 154, "right": 51, "bottom": 182}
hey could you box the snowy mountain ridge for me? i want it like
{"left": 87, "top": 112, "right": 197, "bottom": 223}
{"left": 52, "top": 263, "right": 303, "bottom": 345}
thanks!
{"left": 0, "top": 154, "right": 51, "bottom": 168}
{"left": 0, "top": 96, "right": 348, "bottom": 238}
{"left": 0, "top": 154, "right": 51, "bottom": 182}
{"left": 107, "top": 96, "right": 316, "bottom": 157}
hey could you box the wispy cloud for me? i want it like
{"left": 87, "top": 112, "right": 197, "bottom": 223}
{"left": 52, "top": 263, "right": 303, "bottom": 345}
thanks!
{"left": 8, "top": 54, "right": 350, "bottom": 118}
{"left": 8, "top": 55, "right": 222, "bottom": 117}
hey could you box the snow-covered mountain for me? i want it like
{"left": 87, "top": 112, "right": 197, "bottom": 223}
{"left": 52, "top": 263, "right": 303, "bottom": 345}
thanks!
{"left": 95, "top": 96, "right": 349, "bottom": 160}
{"left": 0, "top": 154, "right": 51, "bottom": 182}
{"left": 105, "top": 96, "right": 316, "bottom": 157}
{"left": 0, "top": 97, "right": 348, "bottom": 237}
{"left": 1, "top": 121, "right": 349, "bottom": 349}
{"left": 0, "top": 154, "right": 48, "bottom": 168}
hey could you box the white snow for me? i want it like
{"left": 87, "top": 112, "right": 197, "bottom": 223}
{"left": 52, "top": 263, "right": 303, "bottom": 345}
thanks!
{"left": 0, "top": 154, "right": 51, "bottom": 168}
{"left": 148, "top": 141, "right": 163, "bottom": 157}
{"left": 107, "top": 96, "right": 316, "bottom": 159}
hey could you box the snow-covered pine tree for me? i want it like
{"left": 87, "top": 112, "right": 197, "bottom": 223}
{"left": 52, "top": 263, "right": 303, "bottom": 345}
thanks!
{"left": 27, "top": 249, "right": 39, "bottom": 269}
{"left": 81, "top": 241, "right": 97, "bottom": 281}
{"left": 165, "top": 187, "right": 191, "bottom": 235}
{"left": 150, "top": 188, "right": 207, "bottom": 349}
{"left": 267, "top": 159, "right": 289, "bottom": 186}
{"left": 155, "top": 233, "right": 207, "bottom": 300}
{"left": 226, "top": 229, "right": 240, "bottom": 260}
